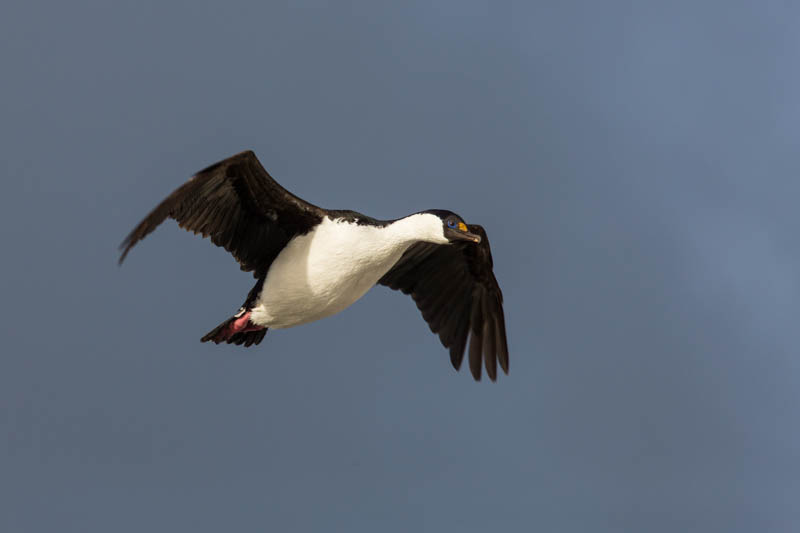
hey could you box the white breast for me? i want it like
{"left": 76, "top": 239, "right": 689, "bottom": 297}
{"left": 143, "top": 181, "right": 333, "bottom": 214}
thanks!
{"left": 249, "top": 217, "right": 417, "bottom": 329}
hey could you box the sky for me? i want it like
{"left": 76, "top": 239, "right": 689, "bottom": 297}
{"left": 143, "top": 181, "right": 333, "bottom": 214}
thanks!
{"left": 2, "top": 1, "right": 800, "bottom": 531}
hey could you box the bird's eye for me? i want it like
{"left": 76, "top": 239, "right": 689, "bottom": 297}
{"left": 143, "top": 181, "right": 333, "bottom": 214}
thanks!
{"left": 447, "top": 219, "right": 456, "bottom": 228}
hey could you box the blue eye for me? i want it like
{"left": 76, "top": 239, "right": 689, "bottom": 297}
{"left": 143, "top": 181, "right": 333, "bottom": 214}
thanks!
{"left": 447, "top": 220, "right": 456, "bottom": 228}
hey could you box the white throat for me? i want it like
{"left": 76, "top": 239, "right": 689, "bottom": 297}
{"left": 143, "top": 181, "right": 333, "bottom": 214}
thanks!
{"left": 250, "top": 214, "right": 447, "bottom": 329}
{"left": 384, "top": 213, "right": 449, "bottom": 245}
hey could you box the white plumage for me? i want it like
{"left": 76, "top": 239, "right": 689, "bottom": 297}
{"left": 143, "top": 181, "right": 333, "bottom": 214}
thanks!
{"left": 120, "top": 150, "right": 508, "bottom": 380}
{"left": 250, "top": 213, "right": 448, "bottom": 328}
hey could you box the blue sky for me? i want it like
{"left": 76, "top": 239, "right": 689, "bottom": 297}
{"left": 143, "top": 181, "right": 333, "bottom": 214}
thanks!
{"left": 2, "top": 1, "right": 799, "bottom": 531}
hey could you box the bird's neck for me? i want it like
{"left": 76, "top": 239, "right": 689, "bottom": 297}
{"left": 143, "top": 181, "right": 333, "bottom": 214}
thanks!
{"left": 386, "top": 213, "right": 446, "bottom": 245}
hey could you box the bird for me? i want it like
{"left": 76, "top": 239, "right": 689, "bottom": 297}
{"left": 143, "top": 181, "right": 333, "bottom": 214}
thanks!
{"left": 119, "top": 150, "right": 508, "bottom": 380}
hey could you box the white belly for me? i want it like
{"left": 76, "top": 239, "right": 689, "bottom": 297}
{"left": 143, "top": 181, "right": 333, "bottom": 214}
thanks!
{"left": 249, "top": 217, "right": 412, "bottom": 329}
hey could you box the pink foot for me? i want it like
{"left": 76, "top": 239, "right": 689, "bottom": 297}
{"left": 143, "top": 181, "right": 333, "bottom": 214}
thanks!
{"left": 226, "top": 311, "right": 264, "bottom": 336}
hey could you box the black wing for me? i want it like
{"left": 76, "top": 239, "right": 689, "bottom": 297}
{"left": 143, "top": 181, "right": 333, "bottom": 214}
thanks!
{"left": 378, "top": 225, "right": 508, "bottom": 381}
{"left": 119, "top": 150, "right": 325, "bottom": 277}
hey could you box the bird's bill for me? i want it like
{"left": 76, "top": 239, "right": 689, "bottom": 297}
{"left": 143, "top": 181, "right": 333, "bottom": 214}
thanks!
{"left": 446, "top": 224, "right": 482, "bottom": 243}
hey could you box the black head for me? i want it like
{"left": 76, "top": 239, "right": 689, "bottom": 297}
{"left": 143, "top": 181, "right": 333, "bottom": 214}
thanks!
{"left": 421, "top": 209, "right": 482, "bottom": 244}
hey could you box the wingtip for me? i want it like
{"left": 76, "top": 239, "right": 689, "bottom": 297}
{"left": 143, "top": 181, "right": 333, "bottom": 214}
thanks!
{"left": 499, "top": 352, "right": 509, "bottom": 375}
{"left": 118, "top": 240, "right": 133, "bottom": 266}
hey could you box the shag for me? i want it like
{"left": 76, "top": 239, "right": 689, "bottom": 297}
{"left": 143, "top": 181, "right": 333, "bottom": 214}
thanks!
{"left": 120, "top": 151, "right": 508, "bottom": 380}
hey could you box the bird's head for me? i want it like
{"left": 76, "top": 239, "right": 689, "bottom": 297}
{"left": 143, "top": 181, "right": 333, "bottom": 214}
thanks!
{"left": 418, "top": 209, "right": 482, "bottom": 245}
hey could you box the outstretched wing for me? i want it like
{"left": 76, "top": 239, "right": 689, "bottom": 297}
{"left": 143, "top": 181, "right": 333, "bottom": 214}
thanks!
{"left": 378, "top": 225, "right": 509, "bottom": 381}
{"left": 119, "top": 150, "right": 325, "bottom": 277}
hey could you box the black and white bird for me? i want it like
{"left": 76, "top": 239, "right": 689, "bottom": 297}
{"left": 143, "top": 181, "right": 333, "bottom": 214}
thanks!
{"left": 120, "top": 151, "right": 508, "bottom": 380}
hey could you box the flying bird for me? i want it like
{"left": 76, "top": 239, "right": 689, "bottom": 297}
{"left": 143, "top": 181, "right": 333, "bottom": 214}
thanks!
{"left": 120, "top": 151, "right": 508, "bottom": 380}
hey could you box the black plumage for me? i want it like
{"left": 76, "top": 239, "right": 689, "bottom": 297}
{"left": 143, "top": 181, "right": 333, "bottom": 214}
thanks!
{"left": 379, "top": 225, "right": 509, "bottom": 381}
{"left": 119, "top": 150, "right": 325, "bottom": 278}
{"left": 120, "top": 150, "right": 509, "bottom": 380}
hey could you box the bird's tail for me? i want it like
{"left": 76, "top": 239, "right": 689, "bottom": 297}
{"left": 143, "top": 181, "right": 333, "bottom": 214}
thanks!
{"left": 201, "top": 310, "right": 267, "bottom": 347}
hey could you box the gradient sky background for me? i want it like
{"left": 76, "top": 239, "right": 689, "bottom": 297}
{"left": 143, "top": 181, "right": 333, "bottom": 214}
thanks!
{"left": 3, "top": 1, "right": 800, "bottom": 531}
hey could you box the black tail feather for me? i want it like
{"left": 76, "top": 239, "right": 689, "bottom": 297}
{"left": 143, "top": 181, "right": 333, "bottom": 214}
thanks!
{"left": 229, "top": 328, "right": 267, "bottom": 347}
{"left": 200, "top": 317, "right": 267, "bottom": 346}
